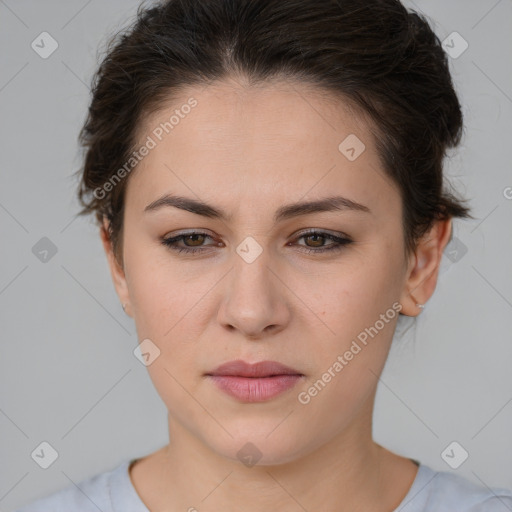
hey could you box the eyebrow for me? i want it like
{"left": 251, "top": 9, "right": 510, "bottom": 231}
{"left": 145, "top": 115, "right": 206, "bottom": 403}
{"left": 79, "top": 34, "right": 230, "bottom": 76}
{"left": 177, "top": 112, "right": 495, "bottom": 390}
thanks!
{"left": 144, "top": 193, "right": 371, "bottom": 222}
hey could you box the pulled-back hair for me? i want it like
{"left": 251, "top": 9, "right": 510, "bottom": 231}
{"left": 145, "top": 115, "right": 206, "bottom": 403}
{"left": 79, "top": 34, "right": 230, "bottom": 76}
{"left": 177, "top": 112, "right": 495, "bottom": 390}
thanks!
{"left": 75, "top": 0, "right": 473, "bottom": 266}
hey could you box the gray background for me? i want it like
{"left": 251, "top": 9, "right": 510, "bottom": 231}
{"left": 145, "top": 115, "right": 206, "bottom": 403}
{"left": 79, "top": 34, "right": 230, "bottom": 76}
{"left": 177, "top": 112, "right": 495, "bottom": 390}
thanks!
{"left": 1, "top": 0, "right": 511, "bottom": 509}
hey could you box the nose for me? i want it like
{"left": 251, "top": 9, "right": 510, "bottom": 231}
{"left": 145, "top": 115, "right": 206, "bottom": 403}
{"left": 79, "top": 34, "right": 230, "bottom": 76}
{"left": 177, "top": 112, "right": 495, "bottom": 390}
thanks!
{"left": 217, "top": 248, "right": 291, "bottom": 340}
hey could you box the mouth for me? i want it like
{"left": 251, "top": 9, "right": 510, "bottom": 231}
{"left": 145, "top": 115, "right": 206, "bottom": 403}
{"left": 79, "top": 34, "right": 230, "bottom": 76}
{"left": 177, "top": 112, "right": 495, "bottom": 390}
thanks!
{"left": 205, "top": 360, "right": 304, "bottom": 402}
{"left": 205, "top": 359, "right": 303, "bottom": 378}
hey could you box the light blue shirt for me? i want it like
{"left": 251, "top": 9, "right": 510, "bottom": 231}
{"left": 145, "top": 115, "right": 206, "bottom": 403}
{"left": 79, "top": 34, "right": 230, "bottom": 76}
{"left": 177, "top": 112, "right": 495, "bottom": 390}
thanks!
{"left": 14, "top": 458, "right": 512, "bottom": 511}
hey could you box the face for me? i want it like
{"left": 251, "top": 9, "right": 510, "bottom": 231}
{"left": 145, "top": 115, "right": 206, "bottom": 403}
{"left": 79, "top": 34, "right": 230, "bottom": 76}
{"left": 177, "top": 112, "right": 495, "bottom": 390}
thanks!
{"left": 102, "top": 77, "right": 443, "bottom": 465}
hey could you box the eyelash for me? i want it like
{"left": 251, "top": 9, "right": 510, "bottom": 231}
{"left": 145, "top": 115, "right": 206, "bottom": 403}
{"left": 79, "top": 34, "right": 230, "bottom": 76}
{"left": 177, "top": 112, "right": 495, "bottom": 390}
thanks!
{"left": 161, "top": 230, "right": 352, "bottom": 255}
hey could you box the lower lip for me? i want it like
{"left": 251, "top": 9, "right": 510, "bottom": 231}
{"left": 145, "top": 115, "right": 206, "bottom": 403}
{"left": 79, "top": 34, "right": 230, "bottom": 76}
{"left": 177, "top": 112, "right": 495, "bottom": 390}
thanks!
{"left": 207, "top": 375, "right": 303, "bottom": 402}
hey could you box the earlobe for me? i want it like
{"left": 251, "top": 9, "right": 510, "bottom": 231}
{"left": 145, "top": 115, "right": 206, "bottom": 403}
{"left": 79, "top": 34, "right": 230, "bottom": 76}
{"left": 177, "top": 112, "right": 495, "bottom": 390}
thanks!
{"left": 399, "top": 218, "right": 452, "bottom": 317}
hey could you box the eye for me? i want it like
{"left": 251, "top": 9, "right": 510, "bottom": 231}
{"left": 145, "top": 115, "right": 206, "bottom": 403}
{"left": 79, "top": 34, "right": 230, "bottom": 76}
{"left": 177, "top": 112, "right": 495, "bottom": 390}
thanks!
{"left": 161, "top": 231, "right": 221, "bottom": 254}
{"left": 161, "top": 230, "right": 353, "bottom": 255}
{"left": 291, "top": 230, "right": 353, "bottom": 254}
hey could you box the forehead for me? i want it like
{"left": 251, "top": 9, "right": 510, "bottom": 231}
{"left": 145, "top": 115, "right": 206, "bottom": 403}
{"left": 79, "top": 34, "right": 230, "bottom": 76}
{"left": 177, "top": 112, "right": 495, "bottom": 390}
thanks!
{"left": 126, "top": 78, "right": 398, "bottom": 221}
{"left": 138, "top": 77, "right": 372, "bottom": 150}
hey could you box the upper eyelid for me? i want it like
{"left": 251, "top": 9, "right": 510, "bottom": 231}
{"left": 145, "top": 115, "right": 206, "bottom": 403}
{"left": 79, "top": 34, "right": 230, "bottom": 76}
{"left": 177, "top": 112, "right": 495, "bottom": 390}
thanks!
{"left": 294, "top": 228, "right": 349, "bottom": 238}
{"left": 165, "top": 228, "right": 349, "bottom": 239}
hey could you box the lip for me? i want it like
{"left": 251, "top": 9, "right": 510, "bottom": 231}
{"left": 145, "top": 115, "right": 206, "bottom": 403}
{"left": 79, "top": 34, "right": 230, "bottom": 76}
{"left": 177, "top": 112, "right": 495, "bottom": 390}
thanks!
{"left": 206, "top": 359, "right": 302, "bottom": 378}
{"left": 205, "top": 360, "right": 304, "bottom": 403}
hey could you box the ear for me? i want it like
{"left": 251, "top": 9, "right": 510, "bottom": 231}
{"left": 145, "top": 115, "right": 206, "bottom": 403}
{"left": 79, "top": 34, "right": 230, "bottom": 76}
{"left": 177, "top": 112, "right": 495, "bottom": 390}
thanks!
{"left": 399, "top": 218, "right": 452, "bottom": 317}
{"left": 100, "top": 218, "right": 132, "bottom": 317}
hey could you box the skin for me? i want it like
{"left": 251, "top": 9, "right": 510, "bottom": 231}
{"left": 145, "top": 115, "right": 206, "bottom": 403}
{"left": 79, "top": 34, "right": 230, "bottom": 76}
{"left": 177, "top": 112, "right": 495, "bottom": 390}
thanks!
{"left": 100, "top": 76, "right": 452, "bottom": 511}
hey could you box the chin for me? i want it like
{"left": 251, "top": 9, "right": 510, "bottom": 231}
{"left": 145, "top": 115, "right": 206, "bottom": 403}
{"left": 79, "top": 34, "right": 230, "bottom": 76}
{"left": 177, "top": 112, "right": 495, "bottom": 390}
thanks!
{"left": 204, "top": 427, "right": 307, "bottom": 467}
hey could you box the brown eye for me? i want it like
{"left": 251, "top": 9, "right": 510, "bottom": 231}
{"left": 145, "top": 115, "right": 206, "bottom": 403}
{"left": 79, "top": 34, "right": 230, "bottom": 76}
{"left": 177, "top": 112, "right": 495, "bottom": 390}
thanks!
{"left": 303, "top": 233, "right": 327, "bottom": 248}
{"left": 161, "top": 231, "right": 220, "bottom": 254}
{"left": 183, "top": 233, "right": 206, "bottom": 246}
{"left": 293, "top": 230, "right": 353, "bottom": 254}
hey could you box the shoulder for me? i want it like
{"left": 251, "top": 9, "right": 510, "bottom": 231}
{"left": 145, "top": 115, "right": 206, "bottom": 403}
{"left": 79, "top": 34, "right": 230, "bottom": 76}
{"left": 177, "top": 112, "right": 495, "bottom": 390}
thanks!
{"left": 410, "top": 464, "right": 512, "bottom": 512}
{"left": 13, "top": 460, "right": 131, "bottom": 512}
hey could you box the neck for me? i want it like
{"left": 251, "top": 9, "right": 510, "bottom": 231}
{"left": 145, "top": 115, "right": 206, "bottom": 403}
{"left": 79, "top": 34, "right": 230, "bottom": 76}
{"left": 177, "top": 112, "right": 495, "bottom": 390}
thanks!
{"left": 131, "top": 398, "right": 416, "bottom": 512}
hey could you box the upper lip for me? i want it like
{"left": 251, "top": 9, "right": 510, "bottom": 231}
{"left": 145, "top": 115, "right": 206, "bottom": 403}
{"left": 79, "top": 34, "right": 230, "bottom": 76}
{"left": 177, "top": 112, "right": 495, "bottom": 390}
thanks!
{"left": 206, "top": 359, "right": 303, "bottom": 378}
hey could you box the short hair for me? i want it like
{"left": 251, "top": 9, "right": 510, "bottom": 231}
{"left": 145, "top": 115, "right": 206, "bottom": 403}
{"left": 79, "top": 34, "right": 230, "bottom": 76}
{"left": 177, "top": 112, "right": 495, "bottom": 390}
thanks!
{"left": 74, "top": 0, "right": 473, "bottom": 266}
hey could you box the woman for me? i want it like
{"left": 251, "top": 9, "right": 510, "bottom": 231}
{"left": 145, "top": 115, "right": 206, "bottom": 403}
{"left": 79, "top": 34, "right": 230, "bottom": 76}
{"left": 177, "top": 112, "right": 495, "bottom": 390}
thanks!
{"left": 15, "top": 0, "right": 512, "bottom": 510}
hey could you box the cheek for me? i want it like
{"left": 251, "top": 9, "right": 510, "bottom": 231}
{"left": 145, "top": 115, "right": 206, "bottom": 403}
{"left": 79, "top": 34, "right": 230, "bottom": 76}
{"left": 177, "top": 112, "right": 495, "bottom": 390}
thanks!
{"left": 295, "top": 251, "right": 402, "bottom": 378}
{"left": 296, "top": 281, "right": 400, "bottom": 435}
{"left": 300, "top": 259, "right": 399, "bottom": 335}
{"left": 123, "top": 239, "right": 203, "bottom": 335}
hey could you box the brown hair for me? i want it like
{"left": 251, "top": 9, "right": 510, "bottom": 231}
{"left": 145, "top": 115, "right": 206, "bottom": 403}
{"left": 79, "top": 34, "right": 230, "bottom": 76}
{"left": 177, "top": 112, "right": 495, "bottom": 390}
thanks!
{"left": 74, "top": 0, "right": 473, "bottom": 267}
